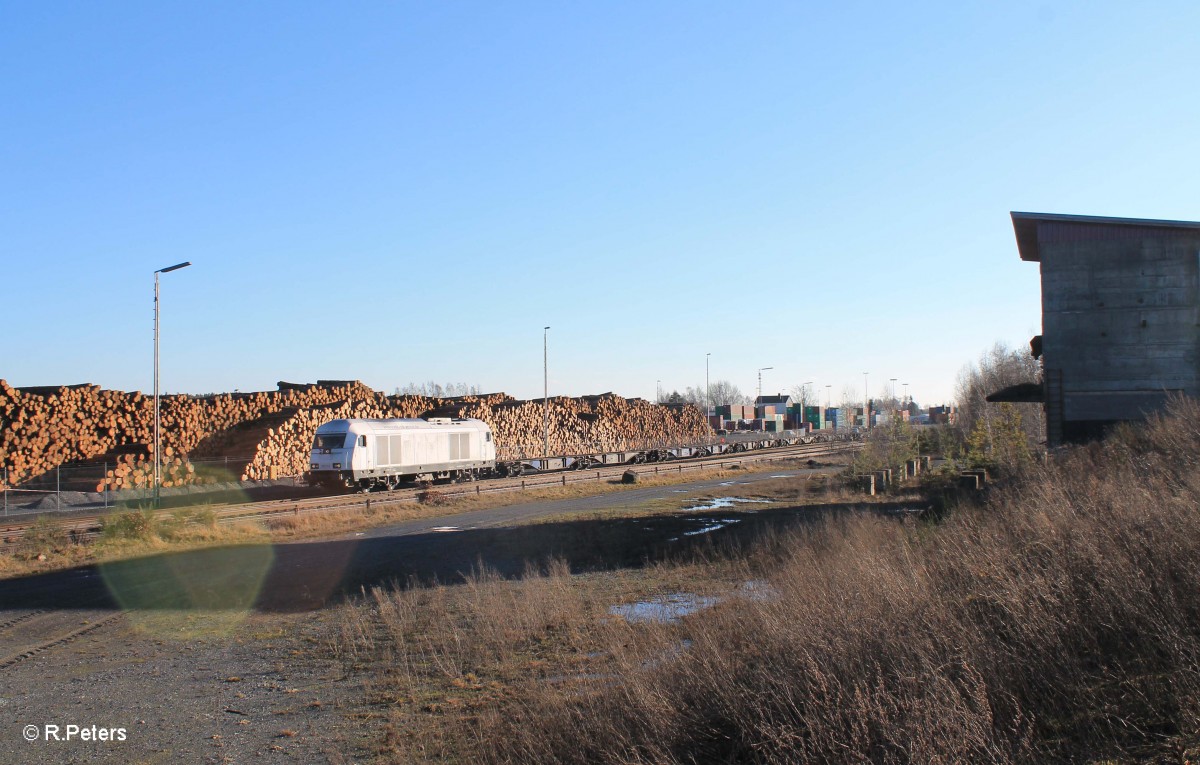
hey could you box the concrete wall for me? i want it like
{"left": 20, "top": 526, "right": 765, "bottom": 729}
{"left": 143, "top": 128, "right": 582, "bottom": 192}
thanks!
{"left": 1038, "top": 225, "right": 1200, "bottom": 442}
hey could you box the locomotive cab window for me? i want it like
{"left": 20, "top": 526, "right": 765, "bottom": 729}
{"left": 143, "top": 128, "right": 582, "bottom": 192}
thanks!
{"left": 486, "top": 432, "right": 492, "bottom": 442}
{"left": 359, "top": 435, "right": 367, "bottom": 447}
{"left": 313, "top": 433, "right": 348, "bottom": 452}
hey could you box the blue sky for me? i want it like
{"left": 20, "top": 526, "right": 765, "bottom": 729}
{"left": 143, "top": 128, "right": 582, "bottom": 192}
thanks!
{"left": 3, "top": 2, "right": 1198, "bottom": 406}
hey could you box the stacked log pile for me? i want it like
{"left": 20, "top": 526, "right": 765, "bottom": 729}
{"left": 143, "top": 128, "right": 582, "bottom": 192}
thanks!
{"left": 239, "top": 393, "right": 511, "bottom": 480}
{"left": 239, "top": 392, "right": 711, "bottom": 479}
{"left": 448, "top": 394, "right": 711, "bottom": 459}
{"left": 98, "top": 449, "right": 197, "bottom": 491}
{"left": 1, "top": 378, "right": 712, "bottom": 488}
{"left": 0, "top": 379, "right": 377, "bottom": 487}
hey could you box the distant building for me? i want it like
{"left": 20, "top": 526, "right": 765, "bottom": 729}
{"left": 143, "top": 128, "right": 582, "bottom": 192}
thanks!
{"left": 928, "top": 405, "right": 957, "bottom": 425}
{"left": 754, "top": 394, "right": 792, "bottom": 419}
{"left": 997, "top": 211, "right": 1200, "bottom": 445}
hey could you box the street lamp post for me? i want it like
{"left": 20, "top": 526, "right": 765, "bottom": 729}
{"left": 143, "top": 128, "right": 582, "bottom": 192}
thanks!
{"left": 903, "top": 382, "right": 909, "bottom": 407}
{"left": 154, "top": 261, "right": 192, "bottom": 504}
{"left": 706, "top": 353, "right": 711, "bottom": 418}
{"left": 656, "top": 379, "right": 661, "bottom": 403}
{"left": 800, "top": 380, "right": 812, "bottom": 428}
{"left": 543, "top": 326, "right": 550, "bottom": 459}
{"left": 890, "top": 378, "right": 897, "bottom": 409}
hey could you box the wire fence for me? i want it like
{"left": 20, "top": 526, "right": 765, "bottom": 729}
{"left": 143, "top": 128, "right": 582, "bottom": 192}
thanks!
{"left": 0, "top": 456, "right": 295, "bottom": 517}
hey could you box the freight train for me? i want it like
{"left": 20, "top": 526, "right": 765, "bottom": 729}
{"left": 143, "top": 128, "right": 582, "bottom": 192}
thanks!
{"left": 308, "top": 416, "right": 848, "bottom": 493}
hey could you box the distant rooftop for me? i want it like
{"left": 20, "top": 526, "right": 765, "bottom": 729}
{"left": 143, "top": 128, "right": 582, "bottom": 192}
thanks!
{"left": 755, "top": 394, "right": 791, "bottom": 404}
{"left": 1011, "top": 211, "right": 1200, "bottom": 262}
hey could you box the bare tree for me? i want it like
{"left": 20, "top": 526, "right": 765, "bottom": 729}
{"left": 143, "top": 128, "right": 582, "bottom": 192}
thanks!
{"left": 673, "top": 380, "right": 751, "bottom": 409}
{"left": 395, "top": 382, "right": 481, "bottom": 398}
{"left": 955, "top": 341, "right": 1045, "bottom": 449}
{"left": 788, "top": 383, "right": 814, "bottom": 409}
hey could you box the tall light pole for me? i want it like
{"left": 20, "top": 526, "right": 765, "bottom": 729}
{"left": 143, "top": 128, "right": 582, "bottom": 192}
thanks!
{"left": 890, "top": 378, "right": 898, "bottom": 409}
{"left": 863, "top": 371, "right": 869, "bottom": 430}
{"left": 705, "top": 353, "right": 711, "bottom": 417}
{"left": 825, "top": 384, "right": 832, "bottom": 407}
{"left": 757, "top": 367, "right": 773, "bottom": 399}
{"left": 903, "top": 382, "right": 909, "bottom": 406}
{"left": 154, "top": 261, "right": 192, "bottom": 503}
{"left": 656, "top": 379, "right": 661, "bottom": 403}
{"left": 543, "top": 326, "right": 550, "bottom": 459}
{"left": 799, "top": 380, "right": 812, "bottom": 429}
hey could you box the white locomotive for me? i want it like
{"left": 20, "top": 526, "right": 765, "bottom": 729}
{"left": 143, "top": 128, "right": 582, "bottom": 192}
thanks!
{"left": 308, "top": 417, "right": 496, "bottom": 490}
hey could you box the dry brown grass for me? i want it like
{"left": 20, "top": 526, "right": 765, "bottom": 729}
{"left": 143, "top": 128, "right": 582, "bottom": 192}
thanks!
{"left": 331, "top": 399, "right": 1200, "bottom": 764}
{"left": 0, "top": 464, "right": 778, "bottom": 579}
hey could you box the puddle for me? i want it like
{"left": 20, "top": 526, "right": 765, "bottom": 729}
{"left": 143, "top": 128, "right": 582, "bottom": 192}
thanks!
{"left": 608, "top": 593, "right": 719, "bottom": 624}
{"left": 428, "top": 526, "right": 459, "bottom": 532}
{"left": 716, "top": 481, "right": 741, "bottom": 486}
{"left": 769, "top": 474, "right": 791, "bottom": 478}
{"left": 683, "top": 518, "right": 742, "bottom": 537}
{"left": 682, "top": 497, "right": 772, "bottom": 513}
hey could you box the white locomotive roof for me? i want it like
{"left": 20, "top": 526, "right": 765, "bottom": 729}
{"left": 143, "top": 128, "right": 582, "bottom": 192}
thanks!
{"left": 315, "top": 417, "right": 491, "bottom": 434}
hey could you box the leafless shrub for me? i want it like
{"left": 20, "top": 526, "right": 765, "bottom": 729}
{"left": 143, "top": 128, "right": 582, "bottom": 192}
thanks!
{"left": 416, "top": 488, "right": 448, "bottom": 505}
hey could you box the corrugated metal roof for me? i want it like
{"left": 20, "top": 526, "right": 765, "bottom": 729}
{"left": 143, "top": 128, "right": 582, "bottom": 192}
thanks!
{"left": 1011, "top": 211, "right": 1200, "bottom": 262}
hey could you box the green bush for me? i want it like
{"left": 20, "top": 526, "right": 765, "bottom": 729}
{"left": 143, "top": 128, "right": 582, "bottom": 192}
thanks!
{"left": 100, "top": 508, "right": 156, "bottom": 541}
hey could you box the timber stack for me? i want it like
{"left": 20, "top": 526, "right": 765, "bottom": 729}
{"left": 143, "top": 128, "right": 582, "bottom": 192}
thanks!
{"left": 0, "top": 379, "right": 712, "bottom": 488}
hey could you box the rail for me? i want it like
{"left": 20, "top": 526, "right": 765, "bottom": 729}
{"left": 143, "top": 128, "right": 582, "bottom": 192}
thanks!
{"left": 0, "top": 440, "right": 859, "bottom": 548}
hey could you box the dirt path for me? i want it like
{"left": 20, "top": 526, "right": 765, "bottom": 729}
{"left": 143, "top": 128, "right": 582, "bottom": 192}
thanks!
{"left": 0, "top": 610, "right": 367, "bottom": 764}
{"left": 0, "top": 465, "right": 853, "bottom": 763}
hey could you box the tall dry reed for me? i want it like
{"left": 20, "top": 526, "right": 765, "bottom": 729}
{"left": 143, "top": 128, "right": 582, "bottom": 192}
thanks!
{"left": 474, "top": 399, "right": 1200, "bottom": 764}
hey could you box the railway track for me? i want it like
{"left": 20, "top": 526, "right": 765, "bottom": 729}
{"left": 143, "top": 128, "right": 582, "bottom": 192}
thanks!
{"left": 0, "top": 609, "right": 125, "bottom": 670}
{"left": 1, "top": 440, "right": 858, "bottom": 547}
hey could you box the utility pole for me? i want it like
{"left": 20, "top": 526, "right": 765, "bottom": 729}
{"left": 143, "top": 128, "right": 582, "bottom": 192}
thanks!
{"left": 863, "top": 371, "right": 869, "bottom": 430}
{"left": 705, "top": 353, "right": 711, "bottom": 418}
{"left": 543, "top": 326, "right": 550, "bottom": 459}
{"left": 800, "top": 380, "right": 812, "bottom": 428}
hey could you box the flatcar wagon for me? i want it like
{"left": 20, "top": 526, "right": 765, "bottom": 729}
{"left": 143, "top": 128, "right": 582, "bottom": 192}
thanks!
{"left": 308, "top": 417, "right": 496, "bottom": 490}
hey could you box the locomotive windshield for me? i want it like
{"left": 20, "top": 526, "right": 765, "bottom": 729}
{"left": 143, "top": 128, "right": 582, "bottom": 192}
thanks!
{"left": 313, "top": 432, "right": 348, "bottom": 451}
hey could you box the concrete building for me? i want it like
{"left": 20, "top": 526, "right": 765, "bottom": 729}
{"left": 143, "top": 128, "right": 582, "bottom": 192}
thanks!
{"left": 1004, "top": 211, "right": 1200, "bottom": 445}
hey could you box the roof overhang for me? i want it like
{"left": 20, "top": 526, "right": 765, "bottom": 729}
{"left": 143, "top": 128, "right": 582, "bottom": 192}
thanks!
{"left": 1010, "top": 211, "right": 1200, "bottom": 262}
{"left": 986, "top": 382, "right": 1044, "bottom": 404}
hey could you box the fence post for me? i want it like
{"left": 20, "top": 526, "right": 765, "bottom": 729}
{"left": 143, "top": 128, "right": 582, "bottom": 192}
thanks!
{"left": 104, "top": 462, "right": 109, "bottom": 509}
{"left": 3, "top": 466, "right": 6, "bottom": 516}
{"left": 57, "top": 465, "right": 61, "bottom": 512}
